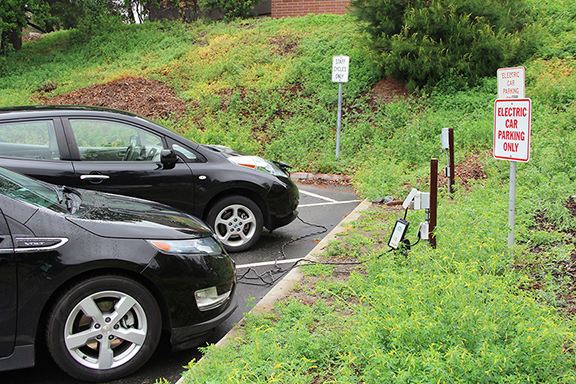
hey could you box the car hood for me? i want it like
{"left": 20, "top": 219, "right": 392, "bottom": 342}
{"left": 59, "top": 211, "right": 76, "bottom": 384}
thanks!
{"left": 201, "top": 144, "right": 293, "bottom": 174}
{"left": 201, "top": 144, "right": 244, "bottom": 156}
{"left": 67, "top": 189, "right": 213, "bottom": 240}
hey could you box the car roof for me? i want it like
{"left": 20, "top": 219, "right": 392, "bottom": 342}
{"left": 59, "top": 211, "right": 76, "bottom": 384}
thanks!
{"left": 0, "top": 105, "right": 141, "bottom": 119}
{"left": 0, "top": 105, "right": 201, "bottom": 150}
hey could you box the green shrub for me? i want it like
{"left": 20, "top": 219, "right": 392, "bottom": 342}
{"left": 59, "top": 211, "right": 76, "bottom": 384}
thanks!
{"left": 200, "top": 0, "right": 265, "bottom": 21}
{"left": 350, "top": 0, "right": 539, "bottom": 89}
{"left": 525, "top": 0, "right": 576, "bottom": 59}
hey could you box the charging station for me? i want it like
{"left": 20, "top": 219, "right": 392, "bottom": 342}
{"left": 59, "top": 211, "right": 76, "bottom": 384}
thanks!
{"left": 388, "top": 218, "right": 409, "bottom": 249}
{"left": 440, "top": 127, "right": 455, "bottom": 193}
{"left": 388, "top": 187, "right": 433, "bottom": 251}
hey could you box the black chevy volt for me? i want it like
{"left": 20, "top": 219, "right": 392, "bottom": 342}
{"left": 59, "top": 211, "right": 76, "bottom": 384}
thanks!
{"left": 0, "top": 105, "right": 299, "bottom": 252}
{"left": 0, "top": 166, "right": 237, "bottom": 382}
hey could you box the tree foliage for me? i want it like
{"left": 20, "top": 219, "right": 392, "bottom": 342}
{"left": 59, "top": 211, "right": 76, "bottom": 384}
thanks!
{"left": 350, "top": 0, "right": 538, "bottom": 89}
{"left": 0, "top": 0, "right": 52, "bottom": 53}
{"left": 146, "top": 0, "right": 202, "bottom": 23}
{"left": 200, "top": 0, "right": 265, "bottom": 21}
{"left": 0, "top": 0, "right": 136, "bottom": 53}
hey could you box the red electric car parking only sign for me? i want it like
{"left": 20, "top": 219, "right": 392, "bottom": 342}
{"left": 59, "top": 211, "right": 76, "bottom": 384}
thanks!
{"left": 494, "top": 98, "right": 531, "bottom": 162}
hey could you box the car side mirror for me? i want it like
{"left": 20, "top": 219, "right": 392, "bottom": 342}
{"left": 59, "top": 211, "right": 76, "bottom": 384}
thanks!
{"left": 160, "top": 149, "right": 178, "bottom": 169}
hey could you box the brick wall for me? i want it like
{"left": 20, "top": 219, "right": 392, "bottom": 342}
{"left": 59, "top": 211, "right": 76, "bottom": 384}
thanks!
{"left": 272, "top": 0, "right": 350, "bottom": 18}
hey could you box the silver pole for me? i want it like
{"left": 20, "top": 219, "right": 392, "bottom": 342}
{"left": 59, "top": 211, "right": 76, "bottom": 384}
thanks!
{"left": 508, "top": 161, "right": 516, "bottom": 248}
{"left": 336, "top": 82, "right": 342, "bottom": 161}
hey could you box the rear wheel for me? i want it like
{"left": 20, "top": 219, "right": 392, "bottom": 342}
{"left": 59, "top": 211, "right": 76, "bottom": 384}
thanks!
{"left": 207, "top": 196, "right": 263, "bottom": 252}
{"left": 46, "top": 275, "right": 161, "bottom": 382}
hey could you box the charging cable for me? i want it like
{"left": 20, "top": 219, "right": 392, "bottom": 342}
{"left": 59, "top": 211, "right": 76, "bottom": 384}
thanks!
{"left": 236, "top": 214, "right": 364, "bottom": 286}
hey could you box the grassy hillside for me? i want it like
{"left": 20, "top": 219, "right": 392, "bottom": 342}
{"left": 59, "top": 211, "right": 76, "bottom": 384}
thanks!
{"left": 1, "top": 5, "right": 574, "bottom": 196}
{"left": 2, "top": 0, "right": 576, "bottom": 381}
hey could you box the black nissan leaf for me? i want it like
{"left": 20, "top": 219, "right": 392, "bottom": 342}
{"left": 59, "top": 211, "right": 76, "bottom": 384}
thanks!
{"left": 0, "top": 105, "right": 299, "bottom": 252}
{"left": 0, "top": 166, "right": 237, "bottom": 382}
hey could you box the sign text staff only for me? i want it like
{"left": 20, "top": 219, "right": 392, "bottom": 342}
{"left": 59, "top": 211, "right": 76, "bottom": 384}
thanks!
{"left": 493, "top": 99, "right": 531, "bottom": 162}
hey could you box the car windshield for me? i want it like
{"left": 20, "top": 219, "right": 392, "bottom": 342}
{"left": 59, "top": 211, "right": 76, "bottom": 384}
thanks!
{"left": 0, "top": 167, "right": 67, "bottom": 212}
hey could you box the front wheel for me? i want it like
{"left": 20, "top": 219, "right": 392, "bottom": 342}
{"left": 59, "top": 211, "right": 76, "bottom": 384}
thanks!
{"left": 207, "top": 196, "right": 263, "bottom": 252}
{"left": 46, "top": 275, "right": 161, "bottom": 382}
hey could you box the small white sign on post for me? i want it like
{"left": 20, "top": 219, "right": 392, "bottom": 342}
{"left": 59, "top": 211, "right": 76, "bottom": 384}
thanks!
{"left": 497, "top": 67, "right": 525, "bottom": 99}
{"left": 493, "top": 98, "right": 532, "bottom": 162}
{"left": 332, "top": 55, "right": 349, "bottom": 83}
{"left": 332, "top": 55, "right": 349, "bottom": 161}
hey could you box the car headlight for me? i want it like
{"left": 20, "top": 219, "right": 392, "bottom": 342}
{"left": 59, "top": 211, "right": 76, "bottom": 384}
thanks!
{"left": 228, "top": 155, "right": 287, "bottom": 177}
{"left": 147, "top": 237, "right": 223, "bottom": 255}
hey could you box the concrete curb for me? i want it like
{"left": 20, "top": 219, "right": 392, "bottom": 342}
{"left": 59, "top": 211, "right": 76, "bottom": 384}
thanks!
{"left": 176, "top": 198, "right": 372, "bottom": 384}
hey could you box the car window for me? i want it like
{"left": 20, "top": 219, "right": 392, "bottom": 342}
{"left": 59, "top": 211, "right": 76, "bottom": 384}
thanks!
{"left": 69, "top": 119, "right": 164, "bottom": 162}
{"left": 0, "top": 120, "right": 60, "bottom": 160}
{"left": 172, "top": 144, "right": 198, "bottom": 161}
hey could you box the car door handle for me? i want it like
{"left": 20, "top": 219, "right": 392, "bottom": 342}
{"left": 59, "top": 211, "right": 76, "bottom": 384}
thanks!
{"left": 80, "top": 175, "right": 110, "bottom": 180}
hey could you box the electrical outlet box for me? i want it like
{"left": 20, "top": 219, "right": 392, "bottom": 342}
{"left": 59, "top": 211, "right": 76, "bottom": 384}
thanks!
{"left": 418, "top": 222, "right": 429, "bottom": 240}
{"left": 420, "top": 192, "right": 430, "bottom": 210}
{"left": 413, "top": 191, "right": 421, "bottom": 210}
{"left": 441, "top": 128, "right": 450, "bottom": 149}
{"left": 411, "top": 192, "right": 430, "bottom": 210}
{"left": 403, "top": 188, "right": 419, "bottom": 210}
{"left": 388, "top": 218, "right": 409, "bottom": 249}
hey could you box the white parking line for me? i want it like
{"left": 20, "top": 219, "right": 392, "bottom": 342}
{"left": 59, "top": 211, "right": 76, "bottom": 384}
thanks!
{"left": 236, "top": 258, "right": 304, "bottom": 269}
{"left": 298, "top": 189, "right": 360, "bottom": 208}
{"left": 299, "top": 189, "right": 337, "bottom": 202}
{"left": 299, "top": 200, "right": 360, "bottom": 208}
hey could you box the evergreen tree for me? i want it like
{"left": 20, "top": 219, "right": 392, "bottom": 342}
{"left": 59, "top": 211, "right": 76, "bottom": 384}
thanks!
{"left": 349, "top": 0, "right": 537, "bottom": 89}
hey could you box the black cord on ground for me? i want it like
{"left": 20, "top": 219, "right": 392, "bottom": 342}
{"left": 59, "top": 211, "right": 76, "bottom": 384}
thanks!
{"left": 236, "top": 215, "right": 327, "bottom": 286}
{"left": 236, "top": 215, "right": 364, "bottom": 286}
{"left": 277, "top": 215, "right": 328, "bottom": 267}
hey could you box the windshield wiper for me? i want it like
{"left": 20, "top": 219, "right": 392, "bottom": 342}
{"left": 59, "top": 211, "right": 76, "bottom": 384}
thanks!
{"left": 54, "top": 186, "right": 82, "bottom": 213}
{"left": 53, "top": 186, "right": 65, "bottom": 204}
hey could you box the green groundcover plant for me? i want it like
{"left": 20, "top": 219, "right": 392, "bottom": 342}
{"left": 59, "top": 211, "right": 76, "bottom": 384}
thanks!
{"left": 181, "top": 179, "right": 576, "bottom": 383}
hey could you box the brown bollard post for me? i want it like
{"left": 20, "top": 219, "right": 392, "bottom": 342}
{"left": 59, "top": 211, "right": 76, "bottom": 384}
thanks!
{"left": 430, "top": 158, "right": 438, "bottom": 248}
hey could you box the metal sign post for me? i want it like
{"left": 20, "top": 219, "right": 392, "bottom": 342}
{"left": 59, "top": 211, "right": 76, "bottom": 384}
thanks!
{"left": 494, "top": 98, "right": 531, "bottom": 248}
{"left": 336, "top": 82, "right": 343, "bottom": 161}
{"left": 332, "top": 55, "right": 349, "bottom": 161}
{"left": 495, "top": 67, "right": 529, "bottom": 249}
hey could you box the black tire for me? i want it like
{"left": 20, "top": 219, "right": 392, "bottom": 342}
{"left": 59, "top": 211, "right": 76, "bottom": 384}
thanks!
{"left": 207, "top": 195, "right": 263, "bottom": 252}
{"left": 46, "top": 275, "right": 161, "bottom": 382}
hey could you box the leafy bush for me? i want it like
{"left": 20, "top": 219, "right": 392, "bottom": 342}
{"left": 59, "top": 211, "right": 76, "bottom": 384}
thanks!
{"left": 200, "top": 0, "right": 265, "bottom": 21}
{"left": 525, "top": 0, "right": 576, "bottom": 59}
{"left": 349, "top": 0, "right": 539, "bottom": 89}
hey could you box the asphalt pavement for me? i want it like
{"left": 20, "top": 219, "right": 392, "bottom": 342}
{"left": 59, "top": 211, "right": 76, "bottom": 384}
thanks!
{"left": 3, "top": 182, "right": 360, "bottom": 384}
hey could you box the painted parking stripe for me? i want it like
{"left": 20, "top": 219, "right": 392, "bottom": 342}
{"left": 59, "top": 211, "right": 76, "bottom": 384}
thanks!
{"left": 236, "top": 257, "right": 304, "bottom": 269}
{"left": 299, "top": 189, "right": 337, "bottom": 202}
{"left": 298, "top": 188, "right": 360, "bottom": 207}
{"left": 298, "top": 199, "right": 360, "bottom": 208}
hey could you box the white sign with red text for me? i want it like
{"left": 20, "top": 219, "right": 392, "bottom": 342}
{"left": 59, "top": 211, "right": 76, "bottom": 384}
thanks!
{"left": 497, "top": 67, "right": 525, "bottom": 99}
{"left": 493, "top": 98, "right": 531, "bottom": 162}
